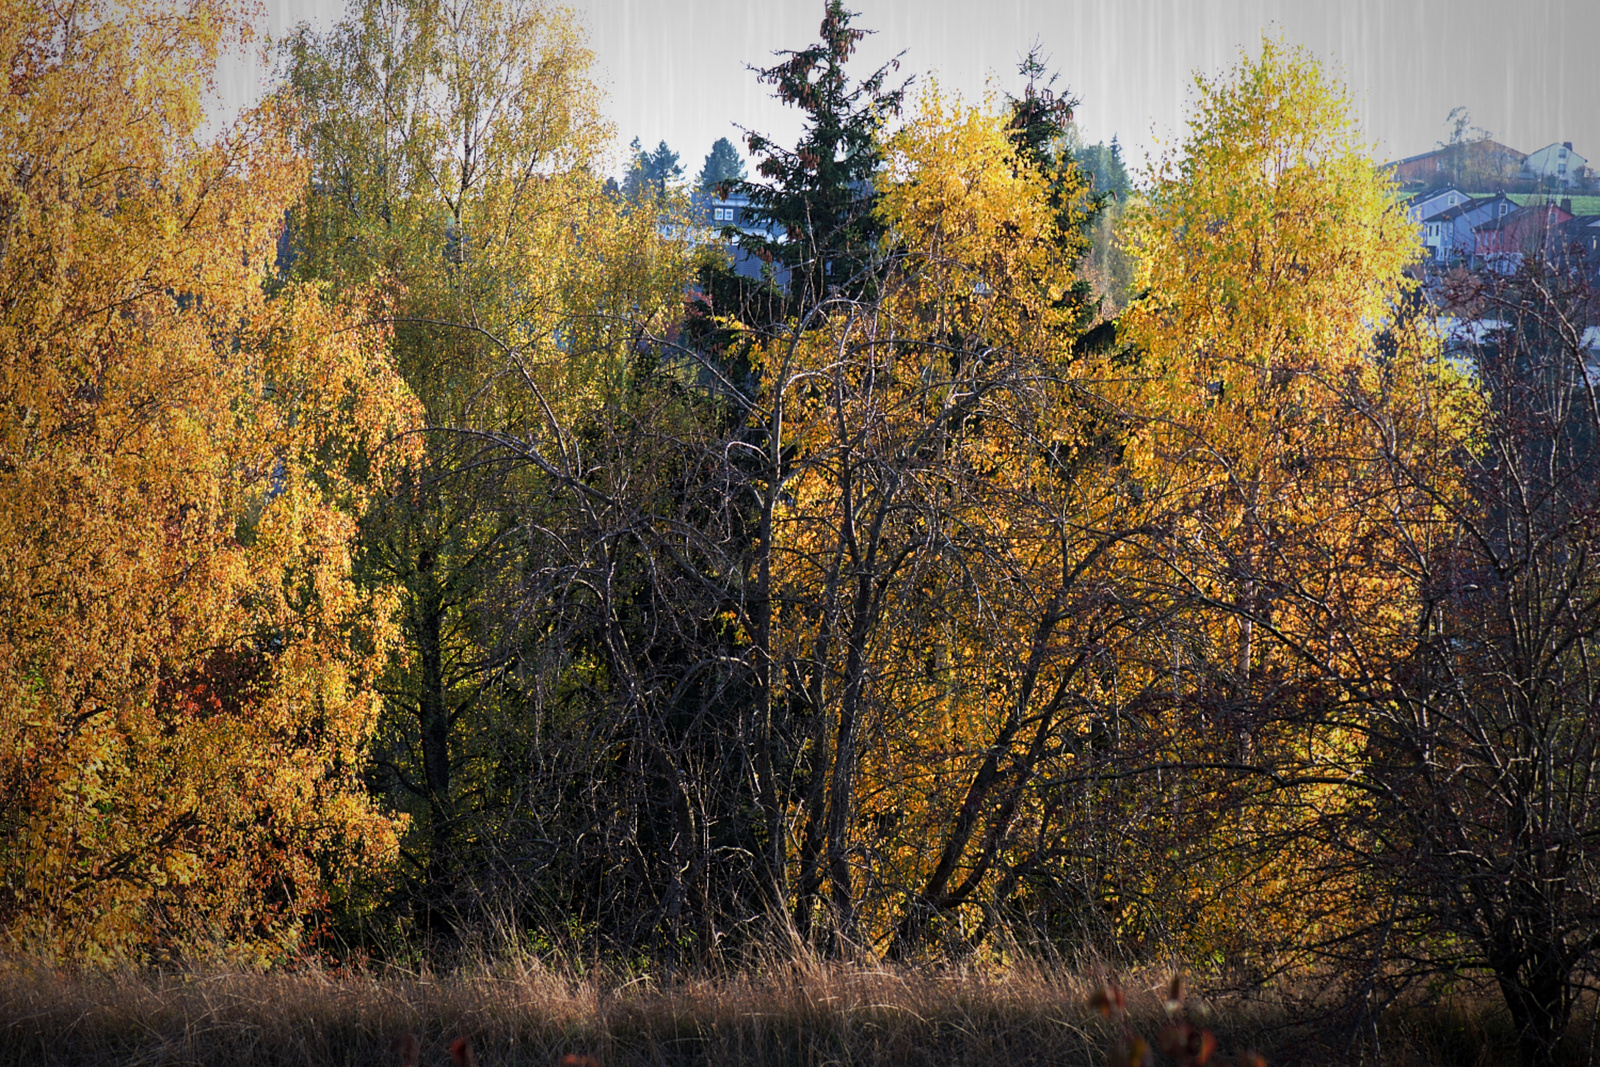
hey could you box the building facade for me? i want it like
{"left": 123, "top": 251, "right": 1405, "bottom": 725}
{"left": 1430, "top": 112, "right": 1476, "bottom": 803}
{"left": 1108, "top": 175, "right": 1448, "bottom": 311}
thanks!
{"left": 1522, "top": 142, "right": 1589, "bottom": 188}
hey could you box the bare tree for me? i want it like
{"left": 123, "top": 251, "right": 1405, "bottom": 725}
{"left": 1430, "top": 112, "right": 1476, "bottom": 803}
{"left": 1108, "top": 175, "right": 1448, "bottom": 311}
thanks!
{"left": 1342, "top": 264, "right": 1600, "bottom": 1066}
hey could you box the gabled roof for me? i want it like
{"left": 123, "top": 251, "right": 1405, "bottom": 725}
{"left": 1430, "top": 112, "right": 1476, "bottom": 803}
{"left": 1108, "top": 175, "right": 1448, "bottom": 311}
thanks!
{"left": 1387, "top": 148, "right": 1445, "bottom": 168}
{"left": 1410, "top": 187, "right": 1472, "bottom": 221}
{"left": 1385, "top": 140, "right": 1527, "bottom": 169}
{"left": 1409, "top": 185, "right": 1466, "bottom": 206}
{"left": 1431, "top": 195, "right": 1513, "bottom": 223}
{"left": 1475, "top": 203, "right": 1573, "bottom": 233}
{"left": 1527, "top": 141, "right": 1587, "bottom": 161}
{"left": 1473, "top": 139, "right": 1526, "bottom": 161}
{"left": 1556, "top": 214, "right": 1600, "bottom": 236}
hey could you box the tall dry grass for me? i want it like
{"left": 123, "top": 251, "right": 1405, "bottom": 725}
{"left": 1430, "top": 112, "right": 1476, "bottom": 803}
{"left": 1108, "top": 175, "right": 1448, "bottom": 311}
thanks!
{"left": 0, "top": 953, "right": 1574, "bottom": 1066}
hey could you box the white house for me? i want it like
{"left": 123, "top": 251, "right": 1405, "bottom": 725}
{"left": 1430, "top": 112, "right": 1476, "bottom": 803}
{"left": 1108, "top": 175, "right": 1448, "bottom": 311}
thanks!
{"left": 1409, "top": 187, "right": 1472, "bottom": 260}
{"left": 1522, "top": 142, "right": 1588, "bottom": 187}
{"left": 1408, "top": 186, "right": 1471, "bottom": 224}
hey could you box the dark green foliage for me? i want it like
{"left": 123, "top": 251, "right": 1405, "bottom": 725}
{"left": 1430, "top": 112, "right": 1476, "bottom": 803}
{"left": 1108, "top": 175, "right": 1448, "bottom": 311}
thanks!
{"left": 697, "top": 136, "right": 748, "bottom": 191}
{"left": 624, "top": 137, "right": 684, "bottom": 200}
{"left": 1074, "top": 137, "right": 1131, "bottom": 201}
{"left": 736, "top": 1, "right": 907, "bottom": 306}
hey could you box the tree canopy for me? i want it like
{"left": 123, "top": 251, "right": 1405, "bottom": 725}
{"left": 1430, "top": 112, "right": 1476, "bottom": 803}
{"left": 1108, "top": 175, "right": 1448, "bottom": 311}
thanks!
{"left": 11, "top": 9, "right": 1600, "bottom": 1060}
{"left": 696, "top": 136, "right": 747, "bottom": 190}
{"left": 624, "top": 137, "right": 685, "bottom": 200}
{"left": 737, "top": 0, "right": 907, "bottom": 305}
{"left": 0, "top": 0, "right": 417, "bottom": 961}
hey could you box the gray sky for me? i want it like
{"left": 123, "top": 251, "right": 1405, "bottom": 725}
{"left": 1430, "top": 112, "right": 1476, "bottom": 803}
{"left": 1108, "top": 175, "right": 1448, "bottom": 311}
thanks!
{"left": 221, "top": 0, "right": 1600, "bottom": 179}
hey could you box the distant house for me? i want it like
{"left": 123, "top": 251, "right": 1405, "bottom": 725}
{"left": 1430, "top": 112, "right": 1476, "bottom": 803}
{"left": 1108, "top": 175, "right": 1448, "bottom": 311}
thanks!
{"left": 1409, "top": 187, "right": 1472, "bottom": 261}
{"left": 1473, "top": 200, "right": 1576, "bottom": 271}
{"left": 1522, "top": 142, "right": 1588, "bottom": 188}
{"left": 1425, "top": 193, "right": 1518, "bottom": 263}
{"left": 1409, "top": 186, "right": 1471, "bottom": 223}
{"left": 1388, "top": 149, "right": 1446, "bottom": 186}
{"left": 1552, "top": 214, "right": 1600, "bottom": 281}
{"left": 696, "top": 188, "right": 789, "bottom": 288}
{"left": 704, "top": 191, "right": 752, "bottom": 230}
{"left": 1387, "top": 140, "right": 1526, "bottom": 190}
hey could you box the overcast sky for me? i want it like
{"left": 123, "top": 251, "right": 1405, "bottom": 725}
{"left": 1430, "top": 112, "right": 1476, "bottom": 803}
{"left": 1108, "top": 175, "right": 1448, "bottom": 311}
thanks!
{"left": 220, "top": 0, "right": 1600, "bottom": 179}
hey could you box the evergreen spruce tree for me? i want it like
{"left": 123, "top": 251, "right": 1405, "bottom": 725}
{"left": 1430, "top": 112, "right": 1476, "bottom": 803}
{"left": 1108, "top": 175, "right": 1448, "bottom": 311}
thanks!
{"left": 736, "top": 1, "right": 907, "bottom": 307}
{"left": 623, "top": 136, "right": 684, "bottom": 200}
{"left": 1003, "top": 47, "right": 1111, "bottom": 337}
{"left": 697, "top": 136, "right": 748, "bottom": 191}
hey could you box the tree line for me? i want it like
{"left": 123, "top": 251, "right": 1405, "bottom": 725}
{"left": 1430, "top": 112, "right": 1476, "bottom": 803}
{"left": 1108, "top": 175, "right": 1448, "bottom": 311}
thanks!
{"left": 2, "top": 1, "right": 1598, "bottom": 1063}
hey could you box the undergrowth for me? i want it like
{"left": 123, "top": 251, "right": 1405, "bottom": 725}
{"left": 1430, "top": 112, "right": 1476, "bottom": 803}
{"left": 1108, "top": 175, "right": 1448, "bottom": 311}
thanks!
{"left": 0, "top": 953, "right": 1586, "bottom": 1066}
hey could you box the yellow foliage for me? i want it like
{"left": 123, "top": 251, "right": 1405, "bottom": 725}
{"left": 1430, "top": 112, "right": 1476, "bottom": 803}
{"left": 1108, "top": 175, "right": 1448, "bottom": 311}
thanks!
{"left": 0, "top": 0, "right": 419, "bottom": 961}
{"left": 878, "top": 83, "right": 1090, "bottom": 350}
{"left": 759, "top": 87, "right": 1136, "bottom": 945}
{"left": 1115, "top": 39, "right": 1473, "bottom": 962}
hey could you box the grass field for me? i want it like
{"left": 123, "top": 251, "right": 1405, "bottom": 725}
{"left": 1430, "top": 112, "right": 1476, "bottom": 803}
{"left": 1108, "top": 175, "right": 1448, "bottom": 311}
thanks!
{"left": 1508, "top": 193, "right": 1600, "bottom": 215}
{"left": 0, "top": 956, "right": 1578, "bottom": 1067}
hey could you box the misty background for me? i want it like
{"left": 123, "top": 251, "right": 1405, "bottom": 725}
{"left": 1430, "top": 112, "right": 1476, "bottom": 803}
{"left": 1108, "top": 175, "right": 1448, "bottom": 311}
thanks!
{"left": 217, "top": 0, "right": 1599, "bottom": 181}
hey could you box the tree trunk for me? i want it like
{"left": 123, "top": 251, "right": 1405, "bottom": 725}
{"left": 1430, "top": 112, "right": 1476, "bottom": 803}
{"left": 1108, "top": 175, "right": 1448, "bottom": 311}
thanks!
{"left": 413, "top": 576, "right": 454, "bottom": 931}
{"left": 1495, "top": 943, "right": 1572, "bottom": 1067}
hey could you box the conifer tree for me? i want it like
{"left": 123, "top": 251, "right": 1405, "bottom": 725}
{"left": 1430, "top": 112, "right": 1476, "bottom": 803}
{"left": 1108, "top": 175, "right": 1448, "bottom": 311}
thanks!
{"left": 696, "top": 135, "right": 747, "bottom": 191}
{"left": 623, "top": 137, "right": 684, "bottom": 200}
{"left": 737, "top": 1, "right": 907, "bottom": 306}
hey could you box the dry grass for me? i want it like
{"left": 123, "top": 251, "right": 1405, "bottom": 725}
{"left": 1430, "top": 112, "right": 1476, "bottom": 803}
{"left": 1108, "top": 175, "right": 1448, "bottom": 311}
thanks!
{"left": 0, "top": 954, "right": 1576, "bottom": 1067}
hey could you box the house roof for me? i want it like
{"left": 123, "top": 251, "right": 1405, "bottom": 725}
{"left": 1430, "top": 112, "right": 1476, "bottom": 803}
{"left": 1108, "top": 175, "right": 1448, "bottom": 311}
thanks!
{"left": 1387, "top": 148, "right": 1445, "bottom": 169}
{"left": 1556, "top": 214, "right": 1600, "bottom": 237}
{"left": 1528, "top": 141, "right": 1587, "bottom": 162}
{"left": 1431, "top": 195, "right": 1514, "bottom": 223}
{"left": 1474, "top": 139, "right": 1527, "bottom": 161}
{"left": 1386, "top": 140, "right": 1528, "bottom": 172}
{"left": 1410, "top": 188, "right": 1473, "bottom": 221}
{"left": 1409, "top": 185, "right": 1466, "bottom": 205}
{"left": 1475, "top": 204, "right": 1573, "bottom": 232}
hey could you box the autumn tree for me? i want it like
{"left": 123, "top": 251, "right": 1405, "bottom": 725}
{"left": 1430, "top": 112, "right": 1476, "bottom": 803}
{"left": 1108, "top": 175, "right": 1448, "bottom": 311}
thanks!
{"left": 873, "top": 88, "right": 1150, "bottom": 954}
{"left": 455, "top": 74, "right": 1138, "bottom": 956}
{"left": 1341, "top": 264, "right": 1600, "bottom": 1066}
{"left": 634, "top": 40, "right": 1153, "bottom": 955}
{"left": 1433, "top": 107, "right": 1521, "bottom": 192}
{"left": 282, "top": 0, "right": 697, "bottom": 935}
{"left": 1115, "top": 39, "right": 1448, "bottom": 968}
{"left": 0, "top": 0, "right": 416, "bottom": 961}
{"left": 699, "top": 80, "right": 1165, "bottom": 953}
